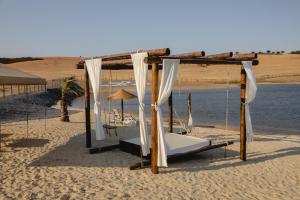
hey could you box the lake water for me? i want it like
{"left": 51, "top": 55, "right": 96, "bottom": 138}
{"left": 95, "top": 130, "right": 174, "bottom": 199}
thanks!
{"left": 72, "top": 84, "right": 300, "bottom": 135}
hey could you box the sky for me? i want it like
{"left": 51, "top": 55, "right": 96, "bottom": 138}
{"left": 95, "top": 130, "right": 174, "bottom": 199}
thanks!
{"left": 0, "top": 0, "right": 300, "bottom": 57}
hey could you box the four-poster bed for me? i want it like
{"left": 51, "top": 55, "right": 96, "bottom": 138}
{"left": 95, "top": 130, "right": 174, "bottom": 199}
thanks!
{"left": 77, "top": 48, "right": 258, "bottom": 174}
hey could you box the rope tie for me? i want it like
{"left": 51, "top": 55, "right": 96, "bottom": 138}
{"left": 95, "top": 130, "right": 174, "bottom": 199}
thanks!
{"left": 151, "top": 102, "right": 158, "bottom": 111}
{"left": 139, "top": 103, "right": 145, "bottom": 110}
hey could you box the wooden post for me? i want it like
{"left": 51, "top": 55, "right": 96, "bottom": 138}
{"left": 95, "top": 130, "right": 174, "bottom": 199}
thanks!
{"left": 121, "top": 99, "right": 124, "bottom": 122}
{"left": 10, "top": 85, "right": 13, "bottom": 96}
{"left": 187, "top": 93, "right": 191, "bottom": 121}
{"left": 151, "top": 63, "right": 159, "bottom": 174}
{"left": 84, "top": 65, "right": 91, "bottom": 148}
{"left": 240, "top": 66, "right": 247, "bottom": 161}
{"left": 18, "top": 85, "right": 20, "bottom": 94}
{"left": 2, "top": 85, "right": 5, "bottom": 98}
{"left": 168, "top": 92, "right": 173, "bottom": 133}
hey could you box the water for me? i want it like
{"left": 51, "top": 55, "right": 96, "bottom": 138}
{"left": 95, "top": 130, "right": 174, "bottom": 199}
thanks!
{"left": 72, "top": 84, "right": 300, "bottom": 135}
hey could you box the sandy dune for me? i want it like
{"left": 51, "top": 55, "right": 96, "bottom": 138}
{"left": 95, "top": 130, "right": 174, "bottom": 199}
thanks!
{"left": 2, "top": 54, "right": 300, "bottom": 88}
{"left": 1, "top": 110, "right": 299, "bottom": 199}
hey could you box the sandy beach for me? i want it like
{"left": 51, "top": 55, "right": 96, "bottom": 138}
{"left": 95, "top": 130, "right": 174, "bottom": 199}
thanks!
{"left": 1, "top": 100, "right": 300, "bottom": 199}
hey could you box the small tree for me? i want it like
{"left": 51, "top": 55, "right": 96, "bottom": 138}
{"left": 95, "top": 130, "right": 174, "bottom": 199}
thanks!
{"left": 60, "top": 77, "right": 84, "bottom": 122}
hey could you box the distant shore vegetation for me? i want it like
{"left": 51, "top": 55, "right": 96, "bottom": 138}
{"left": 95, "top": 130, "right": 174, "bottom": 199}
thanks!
{"left": 0, "top": 57, "right": 43, "bottom": 64}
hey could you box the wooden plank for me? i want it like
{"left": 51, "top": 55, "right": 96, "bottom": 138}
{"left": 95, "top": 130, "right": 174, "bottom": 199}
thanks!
{"left": 203, "top": 52, "right": 233, "bottom": 59}
{"left": 145, "top": 57, "right": 259, "bottom": 65}
{"left": 84, "top": 65, "right": 91, "bottom": 148}
{"left": 172, "top": 51, "right": 205, "bottom": 58}
{"left": 240, "top": 67, "right": 247, "bottom": 161}
{"left": 151, "top": 63, "right": 159, "bottom": 174}
{"left": 232, "top": 53, "right": 257, "bottom": 60}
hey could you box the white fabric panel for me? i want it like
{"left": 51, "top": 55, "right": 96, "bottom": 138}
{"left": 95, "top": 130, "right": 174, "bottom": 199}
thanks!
{"left": 85, "top": 58, "right": 105, "bottom": 140}
{"left": 124, "top": 133, "right": 210, "bottom": 156}
{"left": 131, "top": 52, "right": 150, "bottom": 156}
{"left": 188, "top": 111, "right": 193, "bottom": 128}
{"left": 242, "top": 61, "right": 257, "bottom": 142}
{"left": 156, "top": 59, "right": 180, "bottom": 167}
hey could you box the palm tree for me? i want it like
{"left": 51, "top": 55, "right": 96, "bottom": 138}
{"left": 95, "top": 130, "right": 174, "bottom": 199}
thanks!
{"left": 60, "top": 77, "right": 84, "bottom": 122}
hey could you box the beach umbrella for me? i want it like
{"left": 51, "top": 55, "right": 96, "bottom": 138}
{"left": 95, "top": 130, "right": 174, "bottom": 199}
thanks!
{"left": 107, "top": 89, "right": 137, "bottom": 122}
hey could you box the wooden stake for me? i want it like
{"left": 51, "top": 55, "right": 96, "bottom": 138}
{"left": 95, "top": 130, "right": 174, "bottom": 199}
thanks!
{"left": 151, "top": 63, "right": 159, "bottom": 174}
{"left": 2, "top": 85, "right": 5, "bottom": 98}
{"left": 84, "top": 65, "right": 91, "bottom": 148}
{"left": 187, "top": 93, "right": 191, "bottom": 122}
{"left": 121, "top": 99, "right": 124, "bottom": 122}
{"left": 240, "top": 66, "right": 247, "bottom": 161}
{"left": 168, "top": 92, "right": 173, "bottom": 133}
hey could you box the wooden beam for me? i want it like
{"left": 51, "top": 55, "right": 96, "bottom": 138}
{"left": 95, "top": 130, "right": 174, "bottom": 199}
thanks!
{"left": 151, "top": 63, "right": 159, "bottom": 174}
{"left": 232, "top": 53, "right": 257, "bottom": 60}
{"left": 172, "top": 51, "right": 205, "bottom": 58}
{"left": 76, "top": 47, "right": 170, "bottom": 69}
{"left": 168, "top": 92, "right": 173, "bottom": 133}
{"left": 145, "top": 57, "right": 259, "bottom": 66}
{"left": 99, "top": 48, "right": 170, "bottom": 61}
{"left": 203, "top": 52, "right": 233, "bottom": 59}
{"left": 84, "top": 64, "right": 91, "bottom": 148}
{"left": 240, "top": 66, "right": 247, "bottom": 161}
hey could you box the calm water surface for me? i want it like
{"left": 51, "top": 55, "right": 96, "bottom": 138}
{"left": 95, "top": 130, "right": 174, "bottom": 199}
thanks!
{"left": 73, "top": 84, "right": 300, "bottom": 135}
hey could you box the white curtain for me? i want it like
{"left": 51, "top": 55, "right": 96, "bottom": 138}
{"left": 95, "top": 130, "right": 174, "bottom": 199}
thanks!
{"left": 242, "top": 61, "right": 257, "bottom": 142}
{"left": 131, "top": 52, "right": 150, "bottom": 156}
{"left": 157, "top": 59, "right": 180, "bottom": 167}
{"left": 85, "top": 58, "right": 106, "bottom": 140}
{"left": 188, "top": 110, "right": 193, "bottom": 128}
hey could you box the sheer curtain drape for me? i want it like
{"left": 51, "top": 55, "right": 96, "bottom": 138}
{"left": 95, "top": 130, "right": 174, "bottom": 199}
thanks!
{"left": 131, "top": 52, "right": 150, "bottom": 156}
{"left": 85, "top": 58, "right": 105, "bottom": 140}
{"left": 242, "top": 61, "right": 257, "bottom": 142}
{"left": 156, "top": 59, "right": 180, "bottom": 167}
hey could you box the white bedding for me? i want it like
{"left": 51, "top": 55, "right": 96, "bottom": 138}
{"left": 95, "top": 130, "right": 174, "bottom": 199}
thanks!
{"left": 124, "top": 133, "right": 210, "bottom": 156}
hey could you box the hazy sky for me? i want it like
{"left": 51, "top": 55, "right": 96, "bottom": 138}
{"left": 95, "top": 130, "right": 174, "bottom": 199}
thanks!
{"left": 1, "top": 0, "right": 299, "bottom": 57}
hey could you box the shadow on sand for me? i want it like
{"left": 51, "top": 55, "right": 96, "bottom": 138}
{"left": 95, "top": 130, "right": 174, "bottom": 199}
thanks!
{"left": 28, "top": 131, "right": 300, "bottom": 173}
{"left": 7, "top": 138, "right": 49, "bottom": 148}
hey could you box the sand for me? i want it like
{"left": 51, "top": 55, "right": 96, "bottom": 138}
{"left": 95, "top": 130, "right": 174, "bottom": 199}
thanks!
{"left": 1, "top": 109, "right": 300, "bottom": 199}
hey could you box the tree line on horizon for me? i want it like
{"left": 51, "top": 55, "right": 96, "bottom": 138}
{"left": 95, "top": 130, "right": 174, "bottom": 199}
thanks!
{"left": 0, "top": 57, "right": 43, "bottom": 64}
{"left": 235, "top": 50, "right": 300, "bottom": 55}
